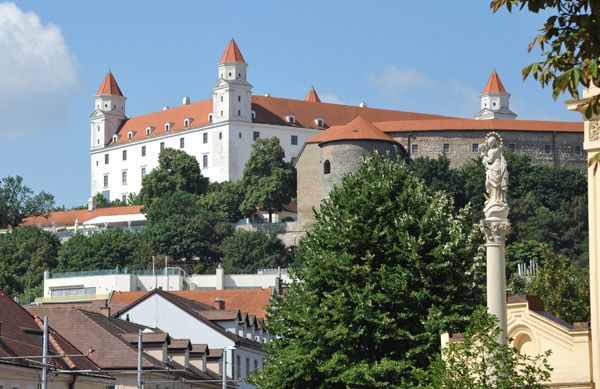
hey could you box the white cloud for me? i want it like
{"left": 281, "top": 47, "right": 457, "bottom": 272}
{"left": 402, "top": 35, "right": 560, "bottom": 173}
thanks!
{"left": 369, "top": 66, "right": 434, "bottom": 96}
{"left": 320, "top": 92, "right": 347, "bottom": 105}
{"left": 0, "top": 2, "right": 83, "bottom": 136}
{"left": 440, "top": 79, "right": 480, "bottom": 118}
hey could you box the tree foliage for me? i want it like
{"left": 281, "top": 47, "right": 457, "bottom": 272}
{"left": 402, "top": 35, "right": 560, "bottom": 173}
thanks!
{"left": 222, "top": 230, "right": 290, "bottom": 273}
{"left": 145, "top": 191, "right": 233, "bottom": 263}
{"left": 0, "top": 176, "right": 55, "bottom": 229}
{"left": 239, "top": 137, "right": 296, "bottom": 222}
{"left": 139, "top": 148, "right": 209, "bottom": 207}
{"left": 251, "top": 153, "right": 484, "bottom": 388}
{"left": 200, "top": 181, "right": 244, "bottom": 223}
{"left": 419, "top": 306, "right": 552, "bottom": 388}
{"left": 491, "top": 0, "right": 600, "bottom": 118}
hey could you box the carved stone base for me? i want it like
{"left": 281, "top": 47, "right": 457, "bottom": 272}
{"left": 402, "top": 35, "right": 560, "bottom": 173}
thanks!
{"left": 483, "top": 201, "right": 510, "bottom": 220}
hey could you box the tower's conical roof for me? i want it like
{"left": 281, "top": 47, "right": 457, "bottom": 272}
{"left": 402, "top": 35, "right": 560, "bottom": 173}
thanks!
{"left": 305, "top": 86, "right": 321, "bottom": 103}
{"left": 482, "top": 69, "right": 507, "bottom": 94}
{"left": 96, "top": 70, "right": 123, "bottom": 96}
{"left": 219, "top": 39, "right": 246, "bottom": 64}
{"left": 307, "top": 116, "right": 398, "bottom": 144}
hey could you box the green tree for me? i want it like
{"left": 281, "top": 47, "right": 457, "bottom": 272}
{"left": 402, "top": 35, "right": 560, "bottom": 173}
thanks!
{"left": 251, "top": 153, "right": 485, "bottom": 388}
{"left": 222, "top": 230, "right": 289, "bottom": 273}
{"left": 526, "top": 245, "right": 590, "bottom": 323}
{"left": 0, "top": 176, "right": 55, "bottom": 229}
{"left": 0, "top": 226, "right": 61, "bottom": 300}
{"left": 491, "top": 0, "right": 600, "bottom": 117}
{"left": 239, "top": 137, "right": 296, "bottom": 223}
{"left": 419, "top": 306, "right": 552, "bottom": 388}
{"left": 139, "top": 148, "right": 209, "bottom": 207}
{"left": 199, "top": 181, "right": 244, "bottom": 223}
{"left": 56, "top": 228, "right": 151, "bottom": 272}
{"left": 145, "top": 191, "right": 233, "bottom": 264}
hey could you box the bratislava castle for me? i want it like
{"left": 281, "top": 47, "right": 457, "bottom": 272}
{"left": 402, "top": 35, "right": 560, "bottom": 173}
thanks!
{"left": 90, "top": 40, "right": 584, "bottom": 202}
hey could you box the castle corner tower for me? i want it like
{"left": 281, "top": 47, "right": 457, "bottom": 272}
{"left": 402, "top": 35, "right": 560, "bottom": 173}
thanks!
{"left": 91, "top": 70, "right": 126, "bottom": 149}
{"left": 212, "top": 39, "right": 253, "bottom": 124}
{"left": 475, "top": 70, "right": 517, "bottom": 120}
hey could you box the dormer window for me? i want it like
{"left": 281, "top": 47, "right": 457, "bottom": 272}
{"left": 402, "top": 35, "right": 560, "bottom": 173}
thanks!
{"left": 315, "top": 118, "right": 324, "bottom": 126}
{"left": 251, "top": 110, "right": 256, "bottom": 120}
{"left": 184, "top": 118, "right": 190, "bottom": 127}
{"left": 146, "top": 127, "right": 153, "bottom": 135}
{"left": 112, "top": 135, "right": 118, "bottom": 143}
{"left": 286, "top": 115, "right": 296, "bottom": 124}
{"left": 208, "top": 113, "right": 213, "bottom": 121}
{"left": 165, "top": 123, "right": 171, "bottom": 131}
{"left": 127, "top": 131, "right": 133, "bottom": 140}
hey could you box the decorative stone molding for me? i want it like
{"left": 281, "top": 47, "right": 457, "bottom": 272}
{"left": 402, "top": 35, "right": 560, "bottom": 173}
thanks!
{"left": 590, "top": 119, "right": 600, "bottom": 142}
{"left": 480, "top": 220, "right": 511, "bottom": 245}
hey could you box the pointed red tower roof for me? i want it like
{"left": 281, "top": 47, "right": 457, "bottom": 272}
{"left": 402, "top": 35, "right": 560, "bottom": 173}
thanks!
{"left": 482, "top": 69, "right": 507, "bottom": 94}
{"left": 305, "top": 86, "right": 321, "bottom": 103}
{"left": 307, "top": 116, "right": 398, "bottom": 144}
{"left": 96, "top": 70, "right": 123, "bottom": 96}
{"left": 219, "top": 39, "right": 245, "bottom": 64}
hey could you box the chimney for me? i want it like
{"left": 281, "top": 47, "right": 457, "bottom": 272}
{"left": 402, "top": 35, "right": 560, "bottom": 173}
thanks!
{"left": 88, "top": 196, "right": 97, "bottom": 212}
{"left": 216, "top": 264, "right": 224, "bottom": 290}
{"left": 214, "top": 297, "right": 225, "bottom": 311}
{"left": 183, "top": 96, "right": 190, "bottom": 105}
{"left": 100, "top": 305, "right": 110, "bottom": 318}
{"left": 359, "top": 102, "right": 367, "bottom": 108}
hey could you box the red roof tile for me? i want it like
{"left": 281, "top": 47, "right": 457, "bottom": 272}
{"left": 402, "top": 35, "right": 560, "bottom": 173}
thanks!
{"left": 305, "top": 86, "right": 321, "bottom": 103}
{"left": 373, "top": 118, "right": 583, "bottom": 133}
{"left": 21, "top": 205, "right": 145, "bottom": 228}
{"left": 482, "top": 70, "right": 507, "bottom": 94}
{"left": 96, "top": 70, "right": 123, "bottom": 96}
{"left": 307, "top": 116, "right": 399, "bottom": 144}
{"left": 219, "top": 39, "right": 245, "bottom": 64}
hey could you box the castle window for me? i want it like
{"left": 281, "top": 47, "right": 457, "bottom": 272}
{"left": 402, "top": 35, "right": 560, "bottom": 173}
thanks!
{"left": 286, "top": 115, "right": 296, "bottom": 124}
{"left": 472, "top": 143, "right": 479, "bottom": 153}
{"left": 253, "top": 131, "right": 260, "bottom": 141}
{"left": 96, "top": 161, "right": 98, "bottom": 166}
{"left": 315, "top": 118, "right": 324, "bottom": 126}
{"left": 105, "top": 104, "right": 107, "bottom": 108}
{"left": 103, "top": 175, "right": 108, "bottom": 188}
{"left": 239, "top": 132, "right": 242, "bottom": 138}
{"left": 251, "top": 110, "right": 256, "bottom": 120}
{"left": 443, "top": 143, "right": 450, "bottom": 153}
{"left": 160, "top": 142, "right": 165, "bottom": 150}
{"left": 127, "top": 131, "right": 133, "bottom": 140}
{"left": 203, "top": 133, "right": 208, "bottom": 144}
{"left": 575, "top": 145, "right": 582, "bottom": 155}
{"left": 291, "top": 135, "right": 298, "bottom": 145}
{"left": 122, "top": 171, "right": 127, "bottom": 185}
{"left": 509, "top": 143, "right": 516, "bottom": 152}
{"left": 238, "top": 110, "right": 241, "bottom": 116}
{"left": 203, "top": 154, "right": 208, "bottom": 168}
{"left": 113, "top": 104, "right": 116, "bottom": 109}
{"left": 324, "top": 160, "right": 331, "bottom": 175}
{"left": 146, "top": 127, "right": 152, "bottom": 135}
{"left": 238, "top": 96, "right": 241, "bottom": 102}
{"left": 97, "top": 126, "right": 100, "bottom": 132}
{"left": 105, "top": 154, "right": 109, "bottom": 164}
{"left": 238, "top": 73, "right": 241, "bottom": 77}
{"left": 411, "top": 144, "right": 419, "bottom": 154}
{"left": 221, "top": 110, "right": 223, "bottom": 116}
{"left": 112, "top": 135, "right": 118, "bottom": 143}
{"left": 122, "top": 194, "right": 127, "bottom": 203}
{"left": 220, "top": 96, "right": 223, "bottom": 102}
{"left": 142, "top": 146, "right": 146, "bottom": 157}
{"left": 493, "top": 101, "right": 497, "bottom": 107}
{"left": 122, "top": 150, "right": 127, "bottom": 161}
{"left": 165, "top": 123, "right": 170, "bottom": 131}
{"left": 180, "top": 137, "right": 185, "bottom": 149}
{"left": 219, "top": 132, "right": 222, "bottom": 140}
{"left": 544, "top": 144, "right": 551, "bottom": 154}
{"left": 228, "top": 72, "right": 232, "bottom": 77}
{"left": 141, "top": 167, "right": 146, "bottom": 179}
{"left": 184, "top": 118, "right": 190, "bottom": 127}
{"left": 208, "top": 113, "right": 213, "bottom": 121}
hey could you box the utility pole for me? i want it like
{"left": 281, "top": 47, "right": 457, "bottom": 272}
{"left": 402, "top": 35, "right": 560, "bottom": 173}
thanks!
{"left": 42, "top": 316, "right": 48, "bottom": 389}
{"left": 138, "top": 329, "right": 143, "bottom": 389}
{"left": 222, "top": 348, "right": 227, "bottom": 389}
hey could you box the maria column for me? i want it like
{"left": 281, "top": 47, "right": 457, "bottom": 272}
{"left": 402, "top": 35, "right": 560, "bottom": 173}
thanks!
{"left": 478, "top": 132, "right": 511, "bottom": 345}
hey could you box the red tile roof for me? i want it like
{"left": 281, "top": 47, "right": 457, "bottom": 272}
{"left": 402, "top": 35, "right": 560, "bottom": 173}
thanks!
{"left": 219, "top": 39, "right": 245, "bottom": 64}
{"left": 96, "top": 70, "right": 123, "bottom": 96}
{"left": 307, "top": 116, "right": 399, "bottom": 144}
{"left": 305, "top": 86, "right": 321, "bottom": 102}
{"left": 21, "top": 205, "right": 145, "bottom": 228}
{"left": 482, "top": 69, "right": 507, "bottom": 94}
{"left": 373, "top": 118, "right": 583, "bottom": 133}
{"left": 0, "top": 289, "right": 100, "bottom": 371}
{"left": 110, "top": 288, "right": 273, "bottom": 320}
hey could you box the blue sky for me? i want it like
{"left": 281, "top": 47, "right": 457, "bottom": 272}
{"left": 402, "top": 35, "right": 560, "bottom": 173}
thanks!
{"left": 0, "top": 1, "right": 583, "bottom": 208}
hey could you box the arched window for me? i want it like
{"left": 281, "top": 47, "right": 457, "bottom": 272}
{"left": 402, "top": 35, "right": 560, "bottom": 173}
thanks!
{"left": 324, "top": 160, "right": 331, "bottom": 175}
{"left": 127, "top": 131, "right": 133, "bottom": 140}
{"left": 208, "top": 113, "right": 213, "bottom": 121}
{"left": 184, "top": 118, "right": 190, "bottom": 127}
{"left": 165, "top": 123, "right": 170, "bottom": 131}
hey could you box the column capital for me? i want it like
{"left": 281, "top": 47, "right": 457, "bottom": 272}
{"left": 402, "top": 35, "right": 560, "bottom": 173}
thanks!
{"left": 480, "top": 219, "right": 511, "bottom": 245}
